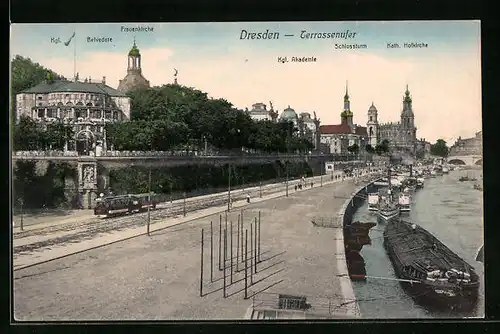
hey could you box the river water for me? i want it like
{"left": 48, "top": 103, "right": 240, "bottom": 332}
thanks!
{"left": 351, "top": 168, "right": 484, "bottom": 319}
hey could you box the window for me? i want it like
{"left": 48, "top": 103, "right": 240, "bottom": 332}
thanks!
{"left": 38, "top": 96, "right": 43, "bottom": 100}
{"left": 370, "top": 116, "right": 373, "bottom": 122}
{"left": 38, "top": 109, "right": 45, "bottom": 118}
{"left": 65, "top": 94, "right": 70, "bottom": 98}
{"left": 47, "top": 109, "right": 53, "bottom": 118}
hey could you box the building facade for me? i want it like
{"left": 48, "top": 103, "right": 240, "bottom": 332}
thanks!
{"left": 247, "top": 102, "right": 278, "bottom": 121}
{"left": 117, "top": 39, "right": 151, "bottom": 93}
{"left": 449, "top": 131, "right": 482, "bottom": 156}
{"left": 15, "top": 76, "right": 131, "bottom": 153}
{"left": 319, "top": 84, "right": 368, "bottom": 154}
{"left": 375, "top": 85, "right": 418, "bottom": 154}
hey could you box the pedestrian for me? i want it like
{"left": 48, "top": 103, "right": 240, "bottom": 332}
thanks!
{"left": 246, "top": 193, "right": 251, "bottom": 203}
{"left": 294, "top": 185, "right": 298, "bottom": 191}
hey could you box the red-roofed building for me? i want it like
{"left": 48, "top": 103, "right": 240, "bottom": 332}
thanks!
{"left": 319, "top": 83, "right": 368, "bottom": 154}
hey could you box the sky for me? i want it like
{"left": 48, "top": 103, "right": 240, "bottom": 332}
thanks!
{"left": 10, "top": 21, "right": 481, "bottom": 143}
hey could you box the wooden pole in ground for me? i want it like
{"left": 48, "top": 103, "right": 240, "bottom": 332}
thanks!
{"left": 258, "top": 211, "right": 261, "bottom": 262}
{"left": 250, "top": 222, "right": 253, "bottom": 285}
{"left": 236, "top": 214, "right": 240, "bottom": 272}
{"left": 230, "top": 220, "right": 233, "bottom": 284}
{"left": 223, "top": 229, "right": 227, "bottom": 298}
{"left": 218, "top": 217, "right": 222, "bottom": 270}
{"left": 254, "top": 217, "right": 258, "bottom": 273}
{"left": 200, "top": 228, "right": 204, "bottom": 297}
{"left": 245, "top": 229, "right": 248, "bottom": 299}
{"left": 210, "top": 221, "right": 213, "bottom": 282}
{"left": 240, "top": 216, "right": 244, "bottom": 263}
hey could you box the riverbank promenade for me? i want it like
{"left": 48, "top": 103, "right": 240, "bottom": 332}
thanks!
{"left": 13, "top": 173, "right": 376, "bottom": 320}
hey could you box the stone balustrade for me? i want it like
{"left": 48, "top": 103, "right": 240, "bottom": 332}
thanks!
{"left": 12, "top": 150, "right": 372, "bottom": 161}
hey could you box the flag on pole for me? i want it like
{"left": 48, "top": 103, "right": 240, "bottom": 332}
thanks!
{"left": 64, "top": 32, "right": 76, "bottom": 46}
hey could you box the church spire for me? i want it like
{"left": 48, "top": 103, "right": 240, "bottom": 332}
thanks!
{"left": 344, "top": 81, "right": 349, "bottom": 101}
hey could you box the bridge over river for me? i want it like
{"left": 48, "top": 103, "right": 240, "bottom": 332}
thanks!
{"left": 446, "top": 154, "right": 482, "bottom": 166}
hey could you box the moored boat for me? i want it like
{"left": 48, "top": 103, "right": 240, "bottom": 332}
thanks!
{"left": 368, "top": 193, "right": 379, "bottom": 211}
{"left": 383, "top": 219, "right": 480, "bottom": 310}
{"left": 377, "top": 200, "right": 400, "bottom": 223}
{"left": 398, "top": 192, "right": 411, "bottom": 213}
{"left": 416, "top": 177, "right": 424, "bottom": 189}
{"left": 475, "top": 245, "right": 484, "bottom": 263}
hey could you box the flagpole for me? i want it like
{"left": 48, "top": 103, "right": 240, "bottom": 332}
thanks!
{"left": 73, "top": 30, "right": 76, "bottom": 81}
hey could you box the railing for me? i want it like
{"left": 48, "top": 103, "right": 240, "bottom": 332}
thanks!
{"left": 251, "top": 292, "right": 355, "bottom": 319}
{"left": 12, "top": 149, "right": 368, "bottom": 161}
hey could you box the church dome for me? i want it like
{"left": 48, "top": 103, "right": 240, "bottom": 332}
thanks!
{"left": 368, "top": 103, "right": 377, "bottom": 111}
{"left": 128, "top": 42, "right": 141, "bottom": 57}
{"left": 280, "top": 106, "right": 297, "bottom": 120}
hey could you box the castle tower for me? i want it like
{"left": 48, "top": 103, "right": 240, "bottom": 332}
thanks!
{"left": 117, "top": 38, "right": 151, "bottom": 93}
{"left": 367, "top": 102, "right": 379, "bottom": 147}
{"left": 341, "top": 81, "right": 354, "bottom": 128}
{"left": 400, "top": 85, "right": 417, "bottom": 153}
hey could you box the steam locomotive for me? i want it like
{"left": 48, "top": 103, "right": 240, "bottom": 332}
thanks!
{"left": 94, "top": 193, "right": 159, "bottom": 218}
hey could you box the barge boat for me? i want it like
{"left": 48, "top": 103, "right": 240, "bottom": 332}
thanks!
{"left": 383, "top": 219, "right": 480, "bottom": 310}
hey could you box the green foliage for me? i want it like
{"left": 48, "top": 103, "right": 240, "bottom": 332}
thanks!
{"left": 13, "top": 116, "right": 74, "bottom": 151}
{"left": 13, "top": 161, "right": 75, "bottom": 209}
{"left": 108, "top": 162, "right": 313, "bottom": 196}
{"left": 365, "top": 144, "right": 375, "bottom": 153}
{"left": 347, "top": 143, "right": 359, "bottom": 154}
{"left": 375, "top": 139, "right": 390, "bottom": 155}
{"left": 11, "top": 55, "right": 65, "bottom": 116}
{"left": 109, "top": 85, "right": 313, "bottom": 152}
{"left": 430, "top": 139, "right": 449, "bottom": 157}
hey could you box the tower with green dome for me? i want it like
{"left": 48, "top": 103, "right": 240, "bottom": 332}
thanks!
{"left": 118, "top": 38, "right": 151, "bottom": 92}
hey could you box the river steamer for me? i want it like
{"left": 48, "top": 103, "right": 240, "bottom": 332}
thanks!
{"left": 377, "top": 201, "right": 400, "bottom": 222}
{"left": 383, "top": 220, "right": 480, "bottom": 310}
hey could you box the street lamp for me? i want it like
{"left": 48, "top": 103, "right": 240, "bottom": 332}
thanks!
{"left": 18, "top": 198, "right": 24, "bottom": 231}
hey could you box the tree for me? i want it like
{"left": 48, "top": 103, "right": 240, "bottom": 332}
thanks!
{"left": 347, "top": 143, "right": 359, "bottom": 154}
{"left": 430, "top": 139, "right": 449, "bottom": 157}
{"left": 11, "top": 55, "right": 65, "bottom": 118}
{"left": 365, "top": 144, "right": 375, "bottom": 153}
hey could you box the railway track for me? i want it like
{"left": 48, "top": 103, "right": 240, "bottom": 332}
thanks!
{"left": 12, "top": 182, "right": 292, "bottom": 254}
{"left": 13, "top": 171, "right": 379, "bottom": 255}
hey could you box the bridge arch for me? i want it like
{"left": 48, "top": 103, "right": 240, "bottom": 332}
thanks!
{"left": 475, "top": 158, "right": 482, "bottom": 166}
{"left": 448, "top": 159, "right": 466, "bottom": 165}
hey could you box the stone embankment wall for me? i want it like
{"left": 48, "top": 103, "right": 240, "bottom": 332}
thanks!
{"left": 335, "top": 173, "right": 382, "bottom": 318}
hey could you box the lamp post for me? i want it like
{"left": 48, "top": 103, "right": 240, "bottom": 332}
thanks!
{"left": 285, "top": 122, "right": 291, "bottom": 197}
{"left": 18, "top": 198, "right": 24, "bottom": 231}
{"left": 227, "top": 163, "right": 231, "bottom": 212}
{"left": 147, "top": 140, "right": 152, "bottom": 236}
{"left": 203, "top": 135, "right": 208, "bottom": 155}
{"left": 147, "top": 168, "right": 152, "bottom": 236}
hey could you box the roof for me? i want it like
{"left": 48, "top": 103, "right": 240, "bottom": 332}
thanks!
{"left": 128, "top": 43, "right": 141, "bottom": 57}
{"left": 21, "top": 80, "right": 127, "bottom": 97}
{"left": 355, "top": 126, "right": 368, "bottom": 136}
{"left": 280, "top": 106, "right": 297, "bottom": 120}
{"left": 319, "top": 123, "right": 352, "bottom": 135}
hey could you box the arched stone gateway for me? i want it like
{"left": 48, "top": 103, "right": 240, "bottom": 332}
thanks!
{"left": 75, "top": 129, "right": 95, "bottom": 156}
{"left": 475, "top": 159, "right": 482, "bottom": 166}
{"left": 448, "top": 159, "right": 466, "bottom": 165}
